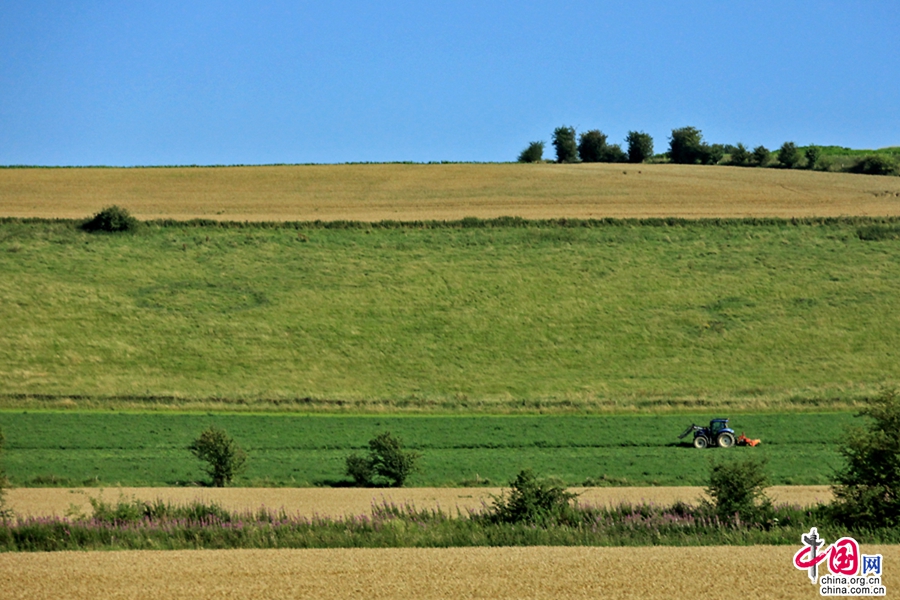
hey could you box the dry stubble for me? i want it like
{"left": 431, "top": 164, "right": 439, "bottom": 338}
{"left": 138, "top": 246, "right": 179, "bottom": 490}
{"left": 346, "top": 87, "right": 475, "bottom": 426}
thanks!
{"left": 5, "top": 486, "right": 834, "bottom": 519}
{"left": 2, "top": 545, "right": 894, "bottom": 599}
{"left": 2, "top": 163, "right": 900, "bottom": 221}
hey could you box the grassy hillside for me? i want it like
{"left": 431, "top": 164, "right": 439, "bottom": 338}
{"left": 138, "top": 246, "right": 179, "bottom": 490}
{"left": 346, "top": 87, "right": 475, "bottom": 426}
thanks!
{"left": 2, "top": 162, "right": 899, "bottom": 222}
{"left": 0, "top": 412, "right": 852, "bottom": 486}
{"left": 1, "top": 218, "right": 898, "bottom": 411}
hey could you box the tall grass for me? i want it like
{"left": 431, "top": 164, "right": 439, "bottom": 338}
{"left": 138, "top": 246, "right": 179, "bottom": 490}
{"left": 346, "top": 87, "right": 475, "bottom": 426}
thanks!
{"left": 2, "top": 496, "right": 896, "bottom": 552}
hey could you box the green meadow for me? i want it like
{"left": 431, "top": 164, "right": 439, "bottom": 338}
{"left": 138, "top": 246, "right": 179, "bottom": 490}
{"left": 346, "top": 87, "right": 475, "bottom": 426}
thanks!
{"left": 0, "top": 411, "right": 852, "bottom": 487}
{"left": 1, "top": 218, "right": 899, "bottom": 412}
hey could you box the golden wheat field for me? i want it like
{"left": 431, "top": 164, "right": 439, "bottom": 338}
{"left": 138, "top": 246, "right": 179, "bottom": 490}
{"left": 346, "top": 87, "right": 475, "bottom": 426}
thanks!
{"left": 1, "top": 545, "right": 894, "bottom": 599}
{"left": 2, "top": 163, "right": 900, "bottom": 221}
{"left": 5, "top": 486, "right": 834, "bottom": 519}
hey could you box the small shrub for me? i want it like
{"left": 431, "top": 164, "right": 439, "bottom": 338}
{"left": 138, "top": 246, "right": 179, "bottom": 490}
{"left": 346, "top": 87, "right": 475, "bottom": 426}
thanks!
{"left": 704, "top": 457, "right": 772, "bottom": 523}
{"left": 345, "top": 453, "right": 375, "bottom": 487}
{"left": 81, "top": 205, "right": 139, "bottom": 233}
{"left": 517, "top": 141, "right": 545, "bottom": 163}
{"left": 830, "top": 390, "right": 900, "bottom": 528}
{"left": 345, "top": 431, "right": 420, "bottom": 487}
{"left": 850, "top": 155, "right": 898, "bottom": 176}
{"left": 188, "top": 426, "right": 247, "bottom": 487}
{"left": 552, "top": 126, "right": 579, "bottom": 163}
{"left": 777, "top": 142, "right": 800, "bottom": 168}
{"left": 626, "top": 131, "right": 654, "bottom": 163}
{"left": 487, "top": 469, "right": 578, "bottom": 525}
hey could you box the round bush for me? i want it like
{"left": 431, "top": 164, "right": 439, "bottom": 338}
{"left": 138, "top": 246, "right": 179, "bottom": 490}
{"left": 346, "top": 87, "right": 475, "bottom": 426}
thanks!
{"left": 82, "top": 206, "right": 139, "bottom": 233}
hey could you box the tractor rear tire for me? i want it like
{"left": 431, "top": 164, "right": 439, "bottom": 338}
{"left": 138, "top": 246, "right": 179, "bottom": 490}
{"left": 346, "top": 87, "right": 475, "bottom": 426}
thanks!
{"left": 717, "top": 432, "right": 735, "bottom": 448}
{"left": 693, "top": 436, "right": 708, "bottom": 449}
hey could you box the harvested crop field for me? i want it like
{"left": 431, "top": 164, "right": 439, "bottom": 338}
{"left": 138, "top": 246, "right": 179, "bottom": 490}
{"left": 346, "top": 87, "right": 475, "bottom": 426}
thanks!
{"left": 1, "top": 545, "right": 893, "bottom": 599}
{"left": 4, "top": 486, "right": 833, "bottom": 519}
{"left": 3, "top": 163, "right": 900, "bottom": 221}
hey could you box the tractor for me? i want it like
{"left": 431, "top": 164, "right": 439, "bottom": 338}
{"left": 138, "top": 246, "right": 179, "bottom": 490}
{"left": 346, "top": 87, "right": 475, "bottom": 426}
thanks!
{"left": 679, "top": 418, "right": 736, "bottom": 449}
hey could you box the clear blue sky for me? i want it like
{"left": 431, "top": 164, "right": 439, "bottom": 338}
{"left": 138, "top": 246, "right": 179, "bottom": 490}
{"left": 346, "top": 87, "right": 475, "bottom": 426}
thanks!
{"left": 1, "top": 1, "right": 897, "bottom": 166}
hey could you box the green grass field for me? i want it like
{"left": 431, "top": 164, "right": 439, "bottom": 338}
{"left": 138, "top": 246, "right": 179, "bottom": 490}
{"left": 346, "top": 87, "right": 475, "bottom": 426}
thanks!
{"left": 0, "top": 411, "right": 855, "bottom": 487}
{"left": 1, "top": 218, "right": 899, "bottom": 412}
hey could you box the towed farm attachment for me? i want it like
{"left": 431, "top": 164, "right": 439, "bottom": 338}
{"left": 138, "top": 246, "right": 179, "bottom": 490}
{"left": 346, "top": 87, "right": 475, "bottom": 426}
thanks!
{"left": 678, "top": 418, "right": 761, "bottom": 449}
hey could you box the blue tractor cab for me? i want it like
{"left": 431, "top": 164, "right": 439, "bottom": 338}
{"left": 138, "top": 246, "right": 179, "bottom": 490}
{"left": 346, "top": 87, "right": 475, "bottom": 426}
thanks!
{"left": 678, "top": 418, "right": 736, "bottom": 449}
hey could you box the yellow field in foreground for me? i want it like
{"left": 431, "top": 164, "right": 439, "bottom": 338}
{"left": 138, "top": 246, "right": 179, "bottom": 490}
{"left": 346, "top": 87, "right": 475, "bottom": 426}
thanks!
{"left": 1, "top": 545, "right": 894, "bottom": 599}
{"left": 2, "top": 163, "right": 900, "bottom": 221}
{"left": 5, "top": 486, "right": 834, "bottom": 518}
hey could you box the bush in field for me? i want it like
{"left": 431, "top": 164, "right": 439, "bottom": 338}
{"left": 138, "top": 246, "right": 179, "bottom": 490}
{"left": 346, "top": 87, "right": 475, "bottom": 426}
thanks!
{"left": 487, "top": 469, "right": 578, "bottom": 525}
{"left": 668, "top": 126, "right": 706, "bottom": 164}
{"left": 830, "top": 390, "right": 900, "bottom": 528}
{"left": 804, "top": 145, "right": 821, "bottom": 170}
{"left": 850, "top": 155, "right": 898, "bottom": 176}
{"left": 552, "top": 126, "right": 579, "bottom": 163}
{"left": 81, "top": 205, "right": 139, "bottom": 233}
{"left": 777, "top": 142, "right": 801, "bottom": 168}
{"left": 577, "top": 130, "right": 607, "bottom": 163}
{"left": 704, "top": 457, "right": 772, "bottom": 523}
{"left": 751, "top": 145, "right": 771, "bottom": 167}
{"left": 518, "top": 141, "right": 545, "bottom": 163}
{"left": 346, "top": 431, "right": 420, "bottom": 487}
{"left": 626, "top": 131, "right": 654, "bottom": 163}
{"left": 188, "top": 426, "right": 247, "bottom": 487}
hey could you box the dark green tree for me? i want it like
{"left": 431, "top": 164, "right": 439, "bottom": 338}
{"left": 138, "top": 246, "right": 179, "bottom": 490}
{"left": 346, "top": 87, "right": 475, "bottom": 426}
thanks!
{"left": 777, "top": 142, "right": 801, "bottom": 168}
{"left": 668, "top": 127, "right": 706, "bottom": 164}
{"left": 831, "top": 390, "right": 900, "bottom": 528}
{"left": 188, "top": 426, "right": 248, "bottom": 487}
{"left": 626, "top": 131, "right": 654, "bottom": 163}
{"left": 700, "top": 143, "right": 725, "bottom": 165}
{"left": 730, "top": 143, "right": 750, "bottom": 166}
{"left": 577, "top": 130, "right": 608, "bottom": 163}
{"left": 346, "top": 431, "right": 420, "bottom": 487}
{"left": 517, "top": 141, "right": 545, "bottom": 163}
{"left": 751, "top": 145, "right": 771, "bottom": 167}
{"left": 552, "top": 126, "right": 579, "bottom": 163}
{"left": 804, "top": 145, "right": 821, "bottom": 170}
{"left": 601, "top": 144, "right": 628, "bottom": 163}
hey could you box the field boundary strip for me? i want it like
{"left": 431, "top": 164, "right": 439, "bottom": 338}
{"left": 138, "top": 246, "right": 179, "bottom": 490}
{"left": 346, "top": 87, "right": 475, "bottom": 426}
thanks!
{"left": 3, "top": 215, "right": 900, "bottom": 229}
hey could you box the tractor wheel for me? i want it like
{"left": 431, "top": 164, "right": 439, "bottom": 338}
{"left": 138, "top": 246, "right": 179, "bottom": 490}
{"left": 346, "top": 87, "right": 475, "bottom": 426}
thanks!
{"left": 693, "top": 436, "right": 708, "bottom": 449}
{"left": 717, "top": 432, "right": 736, "bottom": 448}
